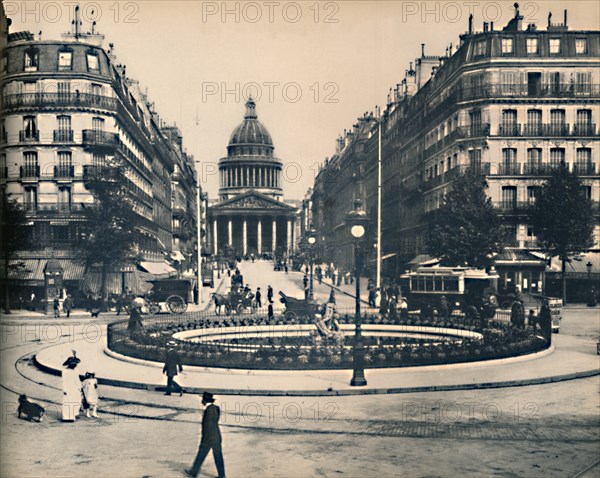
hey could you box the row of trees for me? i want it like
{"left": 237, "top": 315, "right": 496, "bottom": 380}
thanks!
{"left": 426, "top": 163, "right": 596, "bottom": 302}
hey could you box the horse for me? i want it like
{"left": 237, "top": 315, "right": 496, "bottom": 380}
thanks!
{"left": 211, "top": 293, "right": 231, "bottom": 315}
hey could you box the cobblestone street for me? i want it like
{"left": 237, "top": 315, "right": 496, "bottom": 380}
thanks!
{"left": 1, "top": 261, "right": 599, "bottom": 477}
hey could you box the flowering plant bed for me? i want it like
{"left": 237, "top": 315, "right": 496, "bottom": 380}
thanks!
{"left": 107, "top": 313, "right": 549, "bottom": 370}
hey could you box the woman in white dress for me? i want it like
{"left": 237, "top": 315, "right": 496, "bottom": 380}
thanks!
{"left": 61, "top": 352, "right": 82, "bottom": 422}
{"left": 82, "top": 372, "right": 99, "bottom": 418}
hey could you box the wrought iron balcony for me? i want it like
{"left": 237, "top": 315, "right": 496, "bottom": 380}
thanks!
{"left": 545, "top": 123, "right": 570, "bottom": 136}
{"left": 36, "top": 203, "right": 85, "bottom": 214}
{"left": 20, "top": 165, "right": 40, "bottom": 180}
{"left": 83, "top": 164, "right": 119, "bottom": 181}
{"left": 19, "top": 130, "right": 40, "bottom": 142}
{"left": 498, "top": 124, "right": 520, "bottom": 136}
{"left": 82, "top": 130, "right": 120, "bottom": 150}
{"left": 2, "top": 92, "right": 118, "bottom": 111}
{"left": 522, "top": 163, "right": 552, "bottom": 175}
{"left": 54, "top": 165, "right": 74, "bottom": 179}
{"left": 493, "top": 201, "right": 531, "bottom": 213}
{"left": 522, "top": 123, "right": 544, "bottom": 136}
{"left": 497, "top": 163, "right": 522, "bottom": 175}
{"left": 53, "top": 129, "right": 74, "bottom": 142}
{"left": 572, "top": 123, "right": 597, "bottom": 136}
{"left": 572, "top": 163, "right": 596, "bottom": 175}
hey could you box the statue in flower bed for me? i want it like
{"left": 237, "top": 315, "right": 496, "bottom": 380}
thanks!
{"left": 312, "top": 302, "right": 344, "bottom": 341}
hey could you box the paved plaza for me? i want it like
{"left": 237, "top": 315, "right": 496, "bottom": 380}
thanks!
{"left": 1, "top": 261, "right": 599, "bottom": 477}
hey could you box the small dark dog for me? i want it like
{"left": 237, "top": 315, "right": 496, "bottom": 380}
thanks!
{"left": 18, "top": 395, "right": 45, "bottom": 422}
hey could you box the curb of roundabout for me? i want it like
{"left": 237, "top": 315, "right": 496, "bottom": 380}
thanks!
{"left": 32, "top": 335, "right": 600, "bottom": 396}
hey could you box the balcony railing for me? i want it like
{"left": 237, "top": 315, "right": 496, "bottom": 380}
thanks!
{"left": 545, "top": 123, "right": 570, "bottom": 136}
{"left": 36, "top": 203, "right": 85, "bottom": 214}
{"left": 493, "top": 201, "right": 531, "bottom": 212}
{"left": 522, "top": 163, "right": 552, "bottom": 175}
{"left": 497, "top": 163, "right": 521, "bottom": 175}
{"left": 20, "top": 165, "right": 40, "bottom": 179}
{"left": 19, "top": 130, "right": 40, "bottom": 142}
{"left": 82, "top": 130, "right": 120, "bottom": 150}
{"left": 53, "top": 129, "right": 74, "bottom": 142}
{"left": 498, "top": 124, "right": 520, "bottom": 136}
{"left": 522, "top": 123, "right": 544, "bottom": 136}
{"left": 54, "top": 165, "right": 74, "bottom": 179}
{"left": 572, "top": 163, "right": 596, "bottom": 175}
{"left": 2, "top": 92, "right": 118, "bottom": 111}
{"left": 83, "top": 164, "right": 119, "bottom": 181}
{"left": 573, "top": 123, "right": 597, "bottom": 136}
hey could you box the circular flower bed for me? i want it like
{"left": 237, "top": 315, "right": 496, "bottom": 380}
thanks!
{"left": 107, "top": 313, "right": 548, "bottom": 370}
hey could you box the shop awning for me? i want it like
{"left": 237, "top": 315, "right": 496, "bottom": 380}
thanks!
{"left": 56, "top": 260, "right": 86, "bottom": 280}
{"left": 0, "top": 259, "right": 45, "bottom": 281}
{"left": 171, "top": 250, "right": 186, "bottom": 262}
{"left": 139, "top": 261, "right": 177, "bottom": 277}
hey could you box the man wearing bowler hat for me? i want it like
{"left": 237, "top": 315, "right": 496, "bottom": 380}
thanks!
{"left": 163, "top": 341, "right": 184, "bottom": 396}
{"left": 185, "top": 392, "right": 225, "bottom": 478}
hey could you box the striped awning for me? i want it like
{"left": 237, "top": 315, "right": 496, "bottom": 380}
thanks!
{"left": 79, "top": 270, "right": 154, "bottom": 296}
{"left": 56, "top": 260, "right": 86, "bottom": 280}
{"left": 1, "top": 259, "right": 45, "bottom": 281}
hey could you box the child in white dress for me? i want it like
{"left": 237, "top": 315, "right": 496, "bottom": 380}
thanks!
{"left": 82, "top": 372, "right": 99, "bottom": 418}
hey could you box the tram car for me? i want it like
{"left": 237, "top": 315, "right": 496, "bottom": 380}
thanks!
{"left": 399, "top": 266, "right": 499, "bottom": 315}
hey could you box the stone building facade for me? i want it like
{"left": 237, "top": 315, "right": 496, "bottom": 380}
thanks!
{"left": 311, "top": 7, "right": 600, "bottom": 293}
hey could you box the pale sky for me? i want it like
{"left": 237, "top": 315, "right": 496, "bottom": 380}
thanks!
{"left": 7, "top": 1, "right": 600, "bottom": 199}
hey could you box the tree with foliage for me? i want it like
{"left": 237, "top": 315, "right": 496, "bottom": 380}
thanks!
{"left": 0, "top": 195, "right": 32, "bottom": 313}
{"left": 530, "top": 163, "right": 595, "bottom": 303}
{"left": 426, "top": 170, "right": 506, "bottom": 269}
{"left": 76, "top": 157, "right": 144, "bottom": 305}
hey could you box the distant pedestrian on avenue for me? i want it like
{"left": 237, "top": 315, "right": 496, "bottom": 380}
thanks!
{"left": 303, "top": 274, "right": 309, "bottom": 289}
{"left": 538, "top": 300, "right": 552, "bottom": 344}
{"left": 328, "top": 289, "right": 336, "bottom": 305}
{"left": 63, "top": 294, "right": 74, "bottom": 318}
{"left": 255, "top": 288, "right": 262, "bottom": 308}
{"left": 53, "top": 297, "right": 60, "bottom": 318}
{"left": 284, "top": 264, "right": 289, "bottom": 274}
{"left": 510, "top": 298, "right": 525, "bottom": 329}
{"left": 304, "top": 285, "right": 310, "bottom": 300}
{"left": 268, "top": 302, "right": 274, "bottom": 321}
{"left": 267, "top": 285, "right": 274, "bottom": 304}
{"left": 127, "top": 303, "right": 143, "bottom": 338}
{"left": 368, "top": 289, "right": 376, "bottom": 308}
{"left": 163, "top": 341, "right": 184, "bottom": 396}
{"left": 439, "top": 295, "right": 451, "bottom": 320}
{"left": 185, "top": 392, "right": 225, "bottom": 478}
{"left": 61, "top": 352, "right": 82, "bottom": 422}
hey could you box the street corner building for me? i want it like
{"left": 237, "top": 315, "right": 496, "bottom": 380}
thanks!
{"left": 207, "top": 98, "right": 297, "bottom": 258}
{"left": 309, "top": 6, "right": 600, "bottom": 296}
{"left": 0, "top": 5, "right": 201, "bottom": 306}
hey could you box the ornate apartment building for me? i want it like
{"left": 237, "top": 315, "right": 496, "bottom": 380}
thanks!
{"left": 311, "top": 7, "right": 600, "bottom": 293}
{"left": 0, "top": 13, "right": 199, "bottom": 296}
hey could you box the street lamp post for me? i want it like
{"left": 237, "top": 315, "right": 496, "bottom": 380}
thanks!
{"left": 586, "top": 261, "right": 592, "bottom": 282}
{"left": 347, "top": 199, "right": 368, "bottom": 387}
{"left": 307, "top": 226, "right": 317, "bottom": 300}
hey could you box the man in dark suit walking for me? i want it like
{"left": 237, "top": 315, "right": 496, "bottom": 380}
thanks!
{"left": 162, "top": 341, "right": 184, "bottom": 396}
{"left": 186, "top": 392, "right": 225, "bottom": 478}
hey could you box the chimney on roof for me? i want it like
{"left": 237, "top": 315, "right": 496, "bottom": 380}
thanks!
{"left": 449, "top": 43, "right": 453, "bottom": 56}
{"left": 548, "top": 12, "right": 552, "bottom": 28}
{"left": 483, "top": 22, "right": 489, "bottom": 32}
{"left": 490, "top": 22, "right": 494, "bottom": 31}
{"left": 468, "top": 14, "right": 473, "bottom": 34}
{"left": 421, "top": 43, "right": 425, "bottom": 57}
{"left": 564, "top": 9, "right": 567, "bottom": 27}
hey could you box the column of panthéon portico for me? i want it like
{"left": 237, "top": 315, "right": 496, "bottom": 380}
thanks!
{"left": 228, "top": 217, "right": 233, "bottom": 247}
{"left": 287, "top": 219, "right": 292, "bottom": 255}
{"left": 243, "top": 219, "right": 247, "bottom": 256}
{"left": 257, "top": 219, "right": 262, "bottom": 255}
{"left": 213, "top": 219, "right": 218, "bottom": 255}
{"left": 272, "top": 218, "right": 276, "bottom": 253}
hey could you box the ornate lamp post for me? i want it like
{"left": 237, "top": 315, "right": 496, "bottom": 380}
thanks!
{"left": 307, "top": 226, "right": 317, "bottom": 300}
{"left": 347, "top": 199, "right": 368, "bottom": 386}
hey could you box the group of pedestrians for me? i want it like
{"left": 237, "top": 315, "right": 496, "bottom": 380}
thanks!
{"left": 60, "top": 352, "right": 99, "bottom": 422}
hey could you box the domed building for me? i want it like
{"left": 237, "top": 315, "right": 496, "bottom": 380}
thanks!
{"left": 208, "top": 99, "right": 297, "bottom": 257}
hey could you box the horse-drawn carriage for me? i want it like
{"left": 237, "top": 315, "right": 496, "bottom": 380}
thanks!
{"left": 212, "top": 286, "right": 256, "bottom": 315}
{"left": 279, "top": 291, "right": 320, "bottom": 320}
{"left": 145, "top": 279, "right": 192, "bottom": 314}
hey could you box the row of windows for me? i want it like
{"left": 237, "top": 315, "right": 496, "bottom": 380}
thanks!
{"left": 11, "top": 49, "right": 100, "bottom": 73}
{"left": 501, "top": 109, "right": 592, "bottom": 124}
{"left": 475, "top": 37, "right": 588, "bottom": 56}
{"left": 2, "top": 115, "right": 105, "bottom": 141}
